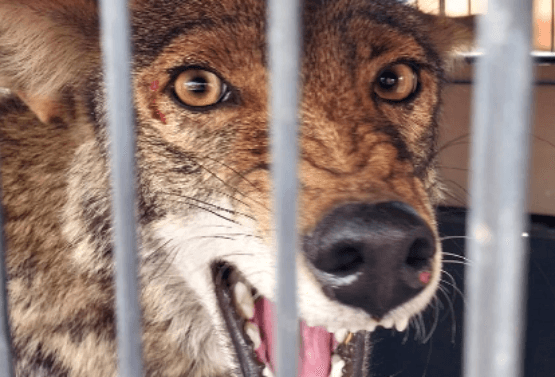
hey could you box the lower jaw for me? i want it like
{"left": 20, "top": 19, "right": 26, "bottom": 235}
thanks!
{"left": 211, "top": 261, "right": 372, "bottom": 377}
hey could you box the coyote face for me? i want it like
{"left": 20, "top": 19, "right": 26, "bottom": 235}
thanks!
{"left": 0, "top": 0, "right": 473, "bottom": 376}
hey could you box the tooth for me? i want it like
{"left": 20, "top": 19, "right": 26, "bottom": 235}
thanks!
{"left": 330, "top": 354, "right": 345, "bottom": 377}
{"left": 381, "top": 317, "right": 394, "bottom": 329}
{"left": 395, "top": 317, "right": 409, "bottom": 332}
{"left": 263, "top": 366, "right": 274, "bottom": 377}
{"left": 244, "top": 322, "right": 261, "bottom": 349}
{"left": 234, "top": 282, "right": 255, "bottom": 319}
{"left": 334, "top": 329, "right": 348, "bottom": 344}
{"left": 368, "top": 321, "right": 377, "bottom": 332}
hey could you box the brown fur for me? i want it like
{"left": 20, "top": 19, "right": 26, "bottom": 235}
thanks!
{"left": 0, "top": 0, "right": 473, "bottom": 376}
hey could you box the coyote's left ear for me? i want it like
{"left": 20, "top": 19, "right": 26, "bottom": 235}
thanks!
{"left": 422, "top": 14, "right": 476, "bottom": 65}
{"left": 0, "top": 0, "right": 99, "bottom": 123}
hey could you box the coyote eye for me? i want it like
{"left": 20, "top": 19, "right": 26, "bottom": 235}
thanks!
{"left": 374, "top": 64, "right": 418, "bottom": 101}
{"left": 174, "top": 69, "right": 227, "bottom": 108}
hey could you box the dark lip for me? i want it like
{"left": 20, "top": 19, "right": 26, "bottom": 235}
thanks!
{"left": 334, "top": 332, "right": 372, "bottom": 377}
{"left": 211, "top": 261, "right": 264, "bottom": 377}
{"left": 210, "top": 260, "right": 370, "bottom": 377}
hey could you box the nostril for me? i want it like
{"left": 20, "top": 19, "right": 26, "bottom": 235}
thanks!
{"left": 311, "top": 242, "right": 365, "bottom": 276}
{"left": 405, "top": 237, "right": 433, "bottom": 270}
{"left": 326, "top": 244, "right": 364, "bottom": 275}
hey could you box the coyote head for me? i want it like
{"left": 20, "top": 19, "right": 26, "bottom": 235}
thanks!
{"left": 0, "top": 0, "right": 473, "bottom": 376}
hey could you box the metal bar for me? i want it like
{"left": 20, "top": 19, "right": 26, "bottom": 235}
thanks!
{"left": 268, "top": 0, "right": 300, "bottom": 376}
{"left": 461, "top": 51, "right": 555, "bottom": 64}
{"left": 552, "top": 0, "right": 554, "bottom": 52}
{"left": 440, "top": 0, "right": 446, "bottom": 15}
{"left": 98, "top": 1, "right": 143, "bottom": 376}
{"left": 468, "top": 0, "right": 472, "bottom": 15}
{"left": 450, "top": 79, "right": 555, "bottom": 86}
{"left": 0, "top": 184, "right": 13, "bottom": 377}
{"left": 464, "top": 0, "right": 534, "bottom": 377}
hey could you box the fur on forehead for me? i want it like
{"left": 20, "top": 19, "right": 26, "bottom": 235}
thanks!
{"left": 130, "top": 0, "right": 266, "bottom": 69}
{"left": 303, "top": 0, "right": 474, "bottom": 65}
{"left": 130, "top": 0, "right": 473, "bottom": 70}
{"left": 0, "top": 0, "right": 472, "bottom": 123}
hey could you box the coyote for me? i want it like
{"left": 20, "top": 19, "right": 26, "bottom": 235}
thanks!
{"left": 0, "top": 0, "right": 473, "bottom": 376}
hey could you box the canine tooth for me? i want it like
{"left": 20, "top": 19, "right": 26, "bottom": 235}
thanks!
{"left": 330, "top": 354, "right": 345, "bottom": 377}
{"left": 334, "top": 329, "right": 348, "bottom": 343}
{"left": 234, "top": 282, "right": 255, "bottom": 319}
{"left": 263, "top": 366, "right": 274, "bottom": 377}
{"left": 381, "top": 317, "right": 394, "bottom": 329}
{"left": 244, "top": 322, "right": 261, "bottom": 349}
{"left": 395, "top": 317, "right": 409, "bottom": 332}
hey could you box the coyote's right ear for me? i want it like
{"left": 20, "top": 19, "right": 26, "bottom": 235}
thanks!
{"left": 0, "top": 0, "right": 99, "bottom": 123}
{"left": 420, "top": 13, "right": 476, "bottom": 67}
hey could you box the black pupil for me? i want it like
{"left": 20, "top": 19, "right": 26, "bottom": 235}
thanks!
{"left": 187, "top": 76, "right": 209, "bottom": 94}
{"left": 379, "top": 71, "right": 398, "bottom": 90}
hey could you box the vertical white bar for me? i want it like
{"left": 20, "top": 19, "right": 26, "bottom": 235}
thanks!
{"left": 268, "top": 1, "right": 300, "bottom": 377}
{"left": 464, "top": 0, "right": 533, "bottom": 377}
{"left": 0, "top": 185, "right": 13, "bottom": 377}
{"left": 98, "top": 1, "right": 144, "bottom": 376}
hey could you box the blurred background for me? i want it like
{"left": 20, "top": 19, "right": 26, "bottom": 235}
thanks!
{"left": 414, "top": 0, "right": 553, "bottom": 52}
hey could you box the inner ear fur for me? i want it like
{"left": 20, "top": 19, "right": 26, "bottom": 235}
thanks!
{"left": 0, "top": 0, "right": 99, "bottom": 123}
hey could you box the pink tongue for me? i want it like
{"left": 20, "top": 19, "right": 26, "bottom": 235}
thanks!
{"left": 251, "top": 298, "right": 337, "bottom": 377}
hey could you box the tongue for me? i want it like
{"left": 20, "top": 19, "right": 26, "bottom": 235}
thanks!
{"left": 251, "top": 298, "right": 337, "bottom": 377}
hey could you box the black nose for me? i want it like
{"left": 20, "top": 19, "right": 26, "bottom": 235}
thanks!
{"left": 303, "top": 201, "right": 436, "bottom": 319}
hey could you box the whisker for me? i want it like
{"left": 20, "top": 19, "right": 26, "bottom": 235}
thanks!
{"left": 421, "top": 334, "right": 434, "bottom": 377}
{"left": 184, "top": 201, "right": 240, "bottom": 224}
{"left": 438, "top": 133, "right": 470, "bottom": 153}
{"left": 411, "top": 315, "right": 421, "bottom": 341}
{"left": 188, "top": 156, "right": 270, "bottom": 211}
{"left": 442, "top": 260, "right": 469, "bottom": 266}
{"left": 210, "top": 232, "right": 263, "bottom": 239}
{"left": 403, "top": 319, "right": 411, "bottom": 344}
{"left": 188, "top": 188, "right": 257, "bottom": 210}
{"left": 423, "top": 296, "right": 440, "bottom": 343}
{"left": 442, "top": 251, "right": 469, "bottom": 259}
{"left": 221, "top": 253, "right": 258, "bottom": 259}
{"left": 441, "top": 190, "right": 467, "bottom": 206}
{"left": 201, "top": 154, "right": 265, "bottom": 194}
{"left": 187, "top": 157, "right": 262, "bottom": 204}
{"left": 439, "top": 274, "right": 460, "bottom": 304}
{"left": 146, "top": 241, "right": 181, "bottom": 281}
{"left": 437, "top": 285, "right": 457, "bottom": 343}
{"left": 438, "top": 166, "right": 469, "bottom": 172}
{"left": 532, "top": 133, "right": 555, "bottom": 150}
{"left": 440, "top": 236, "right": 470, "bottom": 241}
{"left": 440, "top": 276, "right": 465, "bottom": 305}
{"left": 443, "top": 179, "right": 470, "bottom": 200}
{"left": 163, "top": 191, "right": 253, "bottom": 218}
{"left": 161, "top": 195, "right": 253, "bottom": 223}
{"left": 416, "top": 312, "right": 425, "bottom": 342}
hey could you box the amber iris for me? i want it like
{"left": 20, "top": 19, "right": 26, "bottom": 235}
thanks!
{"left": 374, "top": 64, "right": 418, "bottom": 101}
{"left": 174, "top": 69, "right": 224, "bottom": 107}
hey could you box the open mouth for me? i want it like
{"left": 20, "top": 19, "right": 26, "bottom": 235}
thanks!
{"left": 211, "top": 261, "right": 373, "bottom": 377}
